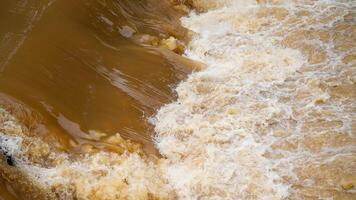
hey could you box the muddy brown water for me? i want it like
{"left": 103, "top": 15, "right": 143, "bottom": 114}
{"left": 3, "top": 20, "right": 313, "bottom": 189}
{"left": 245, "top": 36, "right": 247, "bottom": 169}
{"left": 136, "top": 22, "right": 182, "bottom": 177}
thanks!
{"left": 0, "top": 0, "right": 193, "bottom": 199}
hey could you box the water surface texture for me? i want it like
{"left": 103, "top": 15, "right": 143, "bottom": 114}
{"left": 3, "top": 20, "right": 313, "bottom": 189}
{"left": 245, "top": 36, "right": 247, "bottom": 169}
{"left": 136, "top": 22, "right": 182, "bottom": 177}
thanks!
{"left": 0, "top": 0, "right": 355, "bottom": 199}
{"left": 0, "top": 0, "right": 190, "bottom": 198}
{"left": 0, "top": 0, "right": 189, "bottom": 155}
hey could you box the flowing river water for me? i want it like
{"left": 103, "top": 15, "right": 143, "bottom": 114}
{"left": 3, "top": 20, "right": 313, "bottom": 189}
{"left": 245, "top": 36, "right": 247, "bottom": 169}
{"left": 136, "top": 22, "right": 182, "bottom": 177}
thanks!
{"left": 0, "top": 0, "right": 355, "bottom": 199}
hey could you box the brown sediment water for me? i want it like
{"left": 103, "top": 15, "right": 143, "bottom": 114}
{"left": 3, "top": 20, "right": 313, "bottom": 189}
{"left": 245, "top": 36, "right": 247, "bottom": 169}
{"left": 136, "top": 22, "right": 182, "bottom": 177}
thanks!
{"left": 1, "top": 0, "right": 355, "bottom": 200}
{"left": 0, "top": 0, "right": 195, "bottom": 199}
{"left": 0, "top": 0, "right": 191, "bottom": 154}
{"left": 153, "top": 0, "right": 356, "bottom": 199}
{"left": 0, "top": 180, "right": 17, "bottom": 200}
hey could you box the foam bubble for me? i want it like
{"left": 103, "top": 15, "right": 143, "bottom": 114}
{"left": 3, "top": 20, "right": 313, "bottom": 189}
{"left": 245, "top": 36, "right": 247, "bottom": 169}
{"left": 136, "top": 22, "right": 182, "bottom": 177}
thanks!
{"left": 154, "top": 0, "right": 356, "bottom": 199}
{"left": 1, "top": 0, "right": 355, "bottom": 199}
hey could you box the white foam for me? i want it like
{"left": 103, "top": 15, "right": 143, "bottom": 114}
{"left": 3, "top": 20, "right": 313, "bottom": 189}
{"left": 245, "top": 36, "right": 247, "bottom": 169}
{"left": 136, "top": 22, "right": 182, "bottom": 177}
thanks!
{"left": 154, "top": 0, "right": 356, "bottom": 199}
{"left": 0, "top": 108, "right": 175, "bottom": 199}
{"left": 1, "top": 0, "right": 355, "bottom": 199}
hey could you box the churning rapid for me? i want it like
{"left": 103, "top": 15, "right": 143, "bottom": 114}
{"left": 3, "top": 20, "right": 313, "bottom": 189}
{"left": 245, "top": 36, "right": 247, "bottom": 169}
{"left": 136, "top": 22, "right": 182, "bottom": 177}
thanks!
{"left": 0, "top": 0, "right": 355, "bottom": 199}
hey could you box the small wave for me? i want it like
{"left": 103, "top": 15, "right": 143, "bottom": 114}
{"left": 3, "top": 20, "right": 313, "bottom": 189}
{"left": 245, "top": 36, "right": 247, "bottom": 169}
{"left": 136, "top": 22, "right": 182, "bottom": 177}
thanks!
{"left": 154, "top": 0, "right": 356, "bottom": 199}
{"left": 0, "top": 0, "right": 355, "bottom": 199}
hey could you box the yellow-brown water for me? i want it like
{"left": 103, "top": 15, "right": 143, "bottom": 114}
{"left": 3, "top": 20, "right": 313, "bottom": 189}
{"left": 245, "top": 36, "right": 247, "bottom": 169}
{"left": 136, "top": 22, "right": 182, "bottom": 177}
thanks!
{"left": 0, "top": 0, "right": 192, "bottom": 154}
{"left": 0, "top": 0, "right": 355, "bottom": 200}
{"left": 0, "top": 0, "right": 193, "bottom": 199}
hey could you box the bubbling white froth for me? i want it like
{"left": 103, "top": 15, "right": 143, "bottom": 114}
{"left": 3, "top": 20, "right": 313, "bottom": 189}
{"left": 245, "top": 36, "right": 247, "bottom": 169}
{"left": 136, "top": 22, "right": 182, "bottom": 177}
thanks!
{"left": 0, "top": 0, "right": 355, "bottom": 199}
{"left": 0, "top": 108, "right": 175, "bottom": 199}
{"left": 154, "top": 0, "right": 356, "bottom": 199}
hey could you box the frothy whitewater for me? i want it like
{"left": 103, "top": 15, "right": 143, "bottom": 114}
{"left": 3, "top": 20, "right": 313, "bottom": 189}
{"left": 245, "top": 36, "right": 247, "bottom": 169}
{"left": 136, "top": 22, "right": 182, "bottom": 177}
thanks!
{"left": 0, "top": 0, "right": 355, "bottom": 199}
{"left": 154, "top": 0, "right": 355, "bottom": 199}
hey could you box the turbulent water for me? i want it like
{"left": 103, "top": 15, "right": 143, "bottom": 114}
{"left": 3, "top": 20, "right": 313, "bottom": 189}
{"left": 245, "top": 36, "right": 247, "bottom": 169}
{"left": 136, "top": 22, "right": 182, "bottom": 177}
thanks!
{"left": 0, "top": 0, "right": 193, "bottom": 156}
{"left": 154, "top": 0, "right": 355, "bottom": 199}
{"left": 0, "top": 0, "right": 355, "bottom": 200}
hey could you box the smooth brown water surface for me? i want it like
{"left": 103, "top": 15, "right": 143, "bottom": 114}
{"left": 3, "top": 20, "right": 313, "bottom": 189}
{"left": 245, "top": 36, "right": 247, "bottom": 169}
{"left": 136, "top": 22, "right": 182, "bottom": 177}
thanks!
{"left": 0, "top": 0, "right": 195, "bottom": 191}
{"left": 1, "top": 0, "right": 355, "bottom": 199}
{"left": 0, "top": 0, "right": 190, "bottom": 152}
{"left": 0, "top": 1, "right": 194, "bottom": 198}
